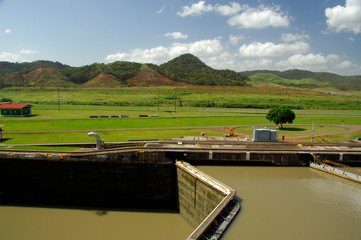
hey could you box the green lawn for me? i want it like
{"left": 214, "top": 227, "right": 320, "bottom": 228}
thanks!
{"left": 1, "top": 115, "right": 360, "bottom": 133}
{"left": 0, "top": 129, "right": 223, "bottom": 144}
{"left": 1, "top": 86, "right": 360, "bottom": 110}
{"left": 0, "top": 145, "right": 81, "bottom": 151}
{"left": 0, "top": 92, "right": 361, "bottom": 148}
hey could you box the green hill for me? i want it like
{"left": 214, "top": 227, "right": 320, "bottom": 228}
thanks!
{"left": 243, "top": 69, "right": 361, "bottom": 91}
{"left": 248, "top": 73, "right": 326, "bottom": 89}
{"left": 1, "top": 54, "right": 360, "bottom": 90}
{"left": 154, "top": 54, "right": 248, "bottom": 86}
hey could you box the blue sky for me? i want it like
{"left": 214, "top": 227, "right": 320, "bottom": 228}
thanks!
{"left": 1, "top": 0, "right": 361, "bottom": 75}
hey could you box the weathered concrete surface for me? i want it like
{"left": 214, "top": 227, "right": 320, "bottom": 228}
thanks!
{"left": 0, "top": 150, "right": 177, "bottom": 210}
{"left": 176, "top": 164, "right": 226, "bottom": 228}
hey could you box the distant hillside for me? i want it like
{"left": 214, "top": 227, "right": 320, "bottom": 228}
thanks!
{"left": 1, "top": 54, "right": 360, "bottom": 90}
{"left": 0, "top": 54, "right": 248, "bottom": 87}
{"left": 0, "top": 60, "right": 70, "bottom": 87}
{"left": 128, "top": 67, "right": 189, "bottom": 87}
{"left": 243, "top": 69, "right": 361, "bottom": 91}
{"left": 155, "top": 54, "right": 248, "bottom": 86}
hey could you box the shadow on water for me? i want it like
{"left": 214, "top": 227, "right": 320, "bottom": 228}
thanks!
{"left": 0, "top": 203, "right": 179, "bottom": 216}
{"left": 191, "top": 160, "right": 276, "bottom": 166}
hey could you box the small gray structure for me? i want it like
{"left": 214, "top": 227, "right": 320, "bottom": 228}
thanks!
{"left": 252, "top": 127, "right": 278, "bottom": 142}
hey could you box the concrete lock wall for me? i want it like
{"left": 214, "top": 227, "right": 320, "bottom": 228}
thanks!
{"left": 0, "top": 150, "right": 177, "bottom": 210}
{"left": 176, "top": 166, "right": 226, "bottom": 228}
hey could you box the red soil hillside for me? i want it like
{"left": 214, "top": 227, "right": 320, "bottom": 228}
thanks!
{"left": 128, "top": 68, "right": 190, "bottom": 87}
{"left": 23, "top": 67, "right": 57, "bottom": 84}
{"left": 22, "top": 68, "right": 73, "bottom": 87}
{"left": 83, "top": 73, "right": 125, "bottom": 87}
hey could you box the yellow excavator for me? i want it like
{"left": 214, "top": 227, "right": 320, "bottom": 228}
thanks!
{"left": 224, "top": 127, "right": 238, "bottom": 137}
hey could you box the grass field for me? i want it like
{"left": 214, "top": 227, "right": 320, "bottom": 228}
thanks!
{"left": 1, "top": 86, "right": 360, "bottom": 110}
{"left": 2, "top": 115, "right": 361, "bottom": 132}
{"left": 1, "top": 87, "right": 360, "bottom": 149}
{"left": 1, "top": 129, "right": 222, "bottom": 145}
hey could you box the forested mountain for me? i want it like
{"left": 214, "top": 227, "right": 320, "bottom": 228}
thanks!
{"left": 0, "top": 60, "right": 68, "bottom": 75}
{"left": 0, "top": 54, "right": 360, "bottom": 90}
{"left": 154, "top": 54, "right": 248, "bottom": 86}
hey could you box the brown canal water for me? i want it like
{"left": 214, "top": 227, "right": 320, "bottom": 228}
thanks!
{"left": 197, "top": 166, "right": 361, "bottom": 240}
{"left": 1, "top": 166, "right": 361, "bottom": 240}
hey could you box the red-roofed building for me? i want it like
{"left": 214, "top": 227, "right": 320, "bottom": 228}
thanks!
{"left": 0, "top": 104, "right": 32, "bottom": 117}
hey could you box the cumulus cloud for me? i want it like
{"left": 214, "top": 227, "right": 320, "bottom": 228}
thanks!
{"left": 229, "top": 34, "right": 245, "bottom": 45}
{"left": 325, "top": 0, "right": 361, "bottom": 34}
{"left": 0, "top": 52, "right": 28, "bottom": 62}
{"left": 0, "top": 49, "right": 37, "bottom": 62}
{"left": 215, "top": 2, "right": 242, "bottom": 16}
{"left": 276, "top": 53, "right": 359, "bottom": 73}
{"left": 105, "top": 38, "right": 223, "bottom": 64}
{"left": 178, "top": 1, "right": 289, "bottom": 29}
{"left": 176, "top": 1, "right": 244, "bottom": 17}
{"left": 281, "top": 33, "right": 310, "bottom": 42}
{"left": 227, "top": 5, "right": 289, "bottom": 29}
{"left": 106, "top": 35, "right": 361, "bottom": 75}
{"left": 239, "top": 41, "right": 310, "bottom": 57}
{"left": 177, "top": 1, "right": 213, "bottom": 17}
{"left": 19, "top": 49, "right": 38, "bottom": 54}
{"left": 165, "top": 32, "right": 188, "bottom": 39}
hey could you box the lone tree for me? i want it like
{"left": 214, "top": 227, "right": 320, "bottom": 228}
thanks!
{"left": 266, "top": 106, "right": 296, "bottom": 129}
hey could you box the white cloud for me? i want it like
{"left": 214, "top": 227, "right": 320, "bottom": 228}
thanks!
{"left": 281, "top": 33, "right": 310, "bottom": 42}
{"left": 237, "top": 58, "right": 274, "bottom": 71}
{"left": 229, "top": 34, "right": 245, "bottom": 45}
{"left": 325, "top": 0, "right": 361, "bottom": 34}
{"left": 165, "top": 32, "right": 188, "bottom": 39}
{"left": 106, "top": 36, "right": 361, "bottom": 75}
{"left": 239, "top": 41, "right": 310, "bottom": 57}
{"left": 227, "top": 5, "right": 289, "bottom": 29}
{"left": 215, "top": 2, "right": 242, "bottom": 16}
{"left": 4, "top": 29, "right": 11, "bottom": 34}
{"left": 157, "top": 6, "right": 165, "bottom": 14}
{"left": 0, "top": 52, "right": 28, "bottom": 62}
{"left": 276, "top": 53, "right": 360, "bottom": 74}
{"left": 177, "top": 1, "right": 213, "bottom": 17}
{"left": 177, "top": 2, "right": 289, "bottom": 29}
{"left": 19, "top": 49, "right": 38, "bottom": 54}
{"left": 105, "top": 38, "right": 223, "bottom": 64}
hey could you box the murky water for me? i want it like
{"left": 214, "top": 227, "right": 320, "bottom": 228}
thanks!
{"left": 1, "top": 166, "right": 361, "bottom": 240}
{"left": 198, "top": 166, "right": 361, "bottom": 240}
{"left": 0, "top": 207, "right": 192, "bottom": 240}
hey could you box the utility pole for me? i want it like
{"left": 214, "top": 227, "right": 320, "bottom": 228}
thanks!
{"left": 174, "top": 96, "right": 177, "bottom": 113}
{"left": 57, "top": 88, "right": 60, "bottom": 111}
{"left": 158, "top": 88, "right": 160, "bottom": 112}
{"left": 174, "top": 90, "right": 177, "bottom": 113}
{"left": 311, "top": 121, "right": 315, "bottom": 147}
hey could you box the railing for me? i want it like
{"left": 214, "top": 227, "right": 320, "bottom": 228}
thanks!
{"left": 103, "top": 142, "right": 145, "bottom": 149}
{"left": 310, "top": 152, "right": 361, "bottom": 183}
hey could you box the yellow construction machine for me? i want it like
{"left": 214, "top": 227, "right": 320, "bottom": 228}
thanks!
{"left": 224, "top": 127, "right": 238, "bottom": 137}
